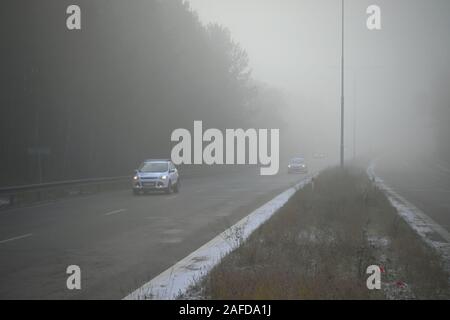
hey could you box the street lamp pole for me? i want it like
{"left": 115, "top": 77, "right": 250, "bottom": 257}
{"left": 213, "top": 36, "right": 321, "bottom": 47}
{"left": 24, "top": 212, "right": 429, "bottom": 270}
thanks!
{"left": 353, "top": 73, "right": 357, "bottom": 160}
{"left": 340, "top": 0, "right": 345, "bottom": 167}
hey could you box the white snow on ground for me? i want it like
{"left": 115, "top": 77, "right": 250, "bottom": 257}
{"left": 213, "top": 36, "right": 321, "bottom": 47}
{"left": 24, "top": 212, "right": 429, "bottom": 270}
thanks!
{"left": 124, "top": 176, "right": 314, "bottom": 300}
{"left": 367, "top": 161, "right": 450, "bottom": 280}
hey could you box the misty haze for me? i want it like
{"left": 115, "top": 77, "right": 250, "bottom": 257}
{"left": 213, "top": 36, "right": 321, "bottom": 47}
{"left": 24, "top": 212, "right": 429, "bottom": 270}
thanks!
{"left": 0, "top": 0, "right": 449, "bottom": 302}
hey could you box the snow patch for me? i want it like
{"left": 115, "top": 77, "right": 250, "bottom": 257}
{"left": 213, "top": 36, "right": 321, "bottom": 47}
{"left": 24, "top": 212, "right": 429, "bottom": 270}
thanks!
{"left": 368, "top": 235, "right": 390, "bottom": 249}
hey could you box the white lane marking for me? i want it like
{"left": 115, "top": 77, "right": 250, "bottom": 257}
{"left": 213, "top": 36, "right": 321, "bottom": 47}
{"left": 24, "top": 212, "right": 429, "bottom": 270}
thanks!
{"left": 0, "top": 233, "right": 33, "bottom": 245}
{"left": 124, "top": 175, "right": 316, "bottom": 300}
{"left": 104, "top": 209, "right": 127, "bottom": 216}
{"left": 164, "top": 195, "right": 178, "bottom": 200}
{"left": 402, "top": 187, "right": 450, "bottom": 193}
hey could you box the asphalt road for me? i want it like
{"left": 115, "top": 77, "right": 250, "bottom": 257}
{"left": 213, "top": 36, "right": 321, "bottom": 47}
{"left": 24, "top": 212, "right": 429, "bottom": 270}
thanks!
{"left": 375, "top": 155, "right": 450, "bottom": 232}
{"left": 0, "top": 164, "right": 323, "bottom": 299}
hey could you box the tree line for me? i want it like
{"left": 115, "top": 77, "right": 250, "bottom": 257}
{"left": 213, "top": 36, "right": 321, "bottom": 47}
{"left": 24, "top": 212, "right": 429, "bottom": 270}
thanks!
{"left": 0, "top": 0, "right": 286, "bottom": 186}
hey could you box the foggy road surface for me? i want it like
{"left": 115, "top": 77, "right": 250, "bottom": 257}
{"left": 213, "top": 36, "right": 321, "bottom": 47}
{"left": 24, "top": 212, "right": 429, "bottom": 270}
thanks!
{"left": 376, "top": 156, "right": 450, "bottom": 232}
{"left": 0, "top": 165, "right": 322, "bottom": 299}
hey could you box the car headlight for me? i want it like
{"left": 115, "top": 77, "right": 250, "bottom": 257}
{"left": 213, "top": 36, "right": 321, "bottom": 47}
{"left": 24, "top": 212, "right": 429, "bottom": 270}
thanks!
{"left": 161, "top": 175, "right": 167, "bottom": 180}
{"left": 133, "top": 175, "right": 139, "bottom": 181}
{"left": 288, "top": 165, "right": 291, "bottom": 168}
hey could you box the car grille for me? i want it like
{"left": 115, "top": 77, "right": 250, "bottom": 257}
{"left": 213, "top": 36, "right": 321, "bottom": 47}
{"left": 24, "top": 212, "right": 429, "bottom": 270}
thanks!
{"left": 142, "top": 182, "right": 156, "bottom": 187}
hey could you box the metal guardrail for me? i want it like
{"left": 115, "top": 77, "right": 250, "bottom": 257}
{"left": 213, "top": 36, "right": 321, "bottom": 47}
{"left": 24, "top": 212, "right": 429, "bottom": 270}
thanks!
{"left": 0, "top": 176, "right": 131, "bottom": 194}
{"left": 0, "top": 176, "right": 131, "bottom": 208}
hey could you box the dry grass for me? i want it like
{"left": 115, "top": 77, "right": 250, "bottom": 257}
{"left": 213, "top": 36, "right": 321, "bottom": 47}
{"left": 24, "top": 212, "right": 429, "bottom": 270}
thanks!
{"left": 191, "top": 166, "right": 449, "bottom": 300}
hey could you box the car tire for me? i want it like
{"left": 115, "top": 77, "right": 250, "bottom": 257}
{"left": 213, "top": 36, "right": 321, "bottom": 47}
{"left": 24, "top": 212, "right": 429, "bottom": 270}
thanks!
{"left": 165, "top": 181, "right": 172, "bottom": 194}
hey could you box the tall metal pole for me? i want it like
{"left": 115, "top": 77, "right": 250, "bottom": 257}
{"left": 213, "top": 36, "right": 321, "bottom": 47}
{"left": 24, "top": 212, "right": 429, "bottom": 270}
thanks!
{"left": 353, "top": 71, "right": 357, "bottom": 160}
{"left": 340, "top": 0, "right": 345, "bottom": 167}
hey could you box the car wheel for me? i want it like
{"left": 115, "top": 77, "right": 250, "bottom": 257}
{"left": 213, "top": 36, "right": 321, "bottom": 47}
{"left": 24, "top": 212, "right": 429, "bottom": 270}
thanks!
{"left": 165, "top": 181, "right": 172, "bottom": 194}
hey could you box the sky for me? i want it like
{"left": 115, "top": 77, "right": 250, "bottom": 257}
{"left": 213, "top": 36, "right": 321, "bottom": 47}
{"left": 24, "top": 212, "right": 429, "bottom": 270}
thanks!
{"left": 187, "top": 0, "right": 450, "bottom": 161}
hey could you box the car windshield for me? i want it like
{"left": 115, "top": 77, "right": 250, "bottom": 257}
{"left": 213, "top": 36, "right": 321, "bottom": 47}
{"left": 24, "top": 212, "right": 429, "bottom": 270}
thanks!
{"left": 291, "top": 158, "right": 304, "bottom": 164}
{"left": 139, "top": 162, "right": 168, "bottom": 173}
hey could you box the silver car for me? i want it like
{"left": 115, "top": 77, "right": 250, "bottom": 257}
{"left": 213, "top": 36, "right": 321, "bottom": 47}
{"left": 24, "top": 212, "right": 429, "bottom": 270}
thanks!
{"left": 132, "top": 159, "right": 180, "bottom": 195}
{"left": 287, "top": 157, "right": 308, "bottom": 174}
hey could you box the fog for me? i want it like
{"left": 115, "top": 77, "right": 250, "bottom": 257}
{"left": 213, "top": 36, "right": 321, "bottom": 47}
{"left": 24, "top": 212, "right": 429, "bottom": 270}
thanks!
{"left": 189, "top": 0, "right": 450, "bottom": 163}
{"left": 1, "top": 0, "right": 450, "bottom": 185}
{"left": 2, "top": 1, "right": 450, "bottom": 302}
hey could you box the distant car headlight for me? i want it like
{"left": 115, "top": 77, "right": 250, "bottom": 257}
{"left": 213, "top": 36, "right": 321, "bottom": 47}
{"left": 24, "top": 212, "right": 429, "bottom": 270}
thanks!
{"left": 161, "top": 175, "right": 168, "bottom": 180}
{"left": 288, "top": 165, "right": 291, "bottom": 168}
{"left": 133, "top": 175, "right": 139, "bottom": 180}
